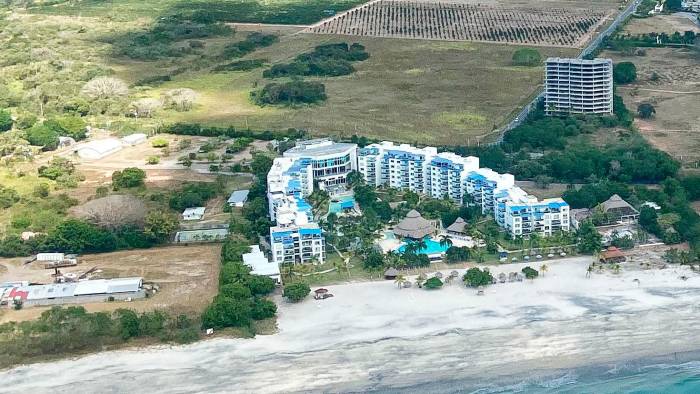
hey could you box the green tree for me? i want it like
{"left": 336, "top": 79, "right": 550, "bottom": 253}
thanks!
{"left": 25, "top": 124, "right": 59, "bottom": 150}
{"left": 45, "top": 116, "right": 87, "bottom": 140}
{"left": 665, "top": 0, "right": 682, "bottom": 10}
{"left": 112, "top": 167, "right": 146, "bottom": 190}
{"left": 577, "top": 220, "right": 602, "bottom": 254}
{"left": 637, "top": 103, "right": 655, "bottom": 119}
{"left": 423, "top": 277, "right": 444, "bottom": 289}
{"left": 144, "top": 210, "right": 179, "bottom": 242}
{"left": 247, "top": 275, "right": 276, "bottom": 296}
{"left": 613, "top": 62, "right": 637, "bottom": 85}
{"left": 115, "top": 309, "right": 140, "bottom": 340}
{"left": 463, "top": 267, "right": 493, "bottom": 287}
{"left": 439, "top": 234, "right": 453, "bottom": 249}
{"left": 363, "top": 249, "right": 385, "bottom": 271}
{"left": 0, "top": 109, "right": 12, "bottom": 132}
{"left": 201, "top": 296, "right": 252, "bottom": 328}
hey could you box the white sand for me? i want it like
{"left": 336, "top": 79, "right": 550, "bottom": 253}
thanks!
{"left": 3, "top": 257, "right": 700, "bottom": 393}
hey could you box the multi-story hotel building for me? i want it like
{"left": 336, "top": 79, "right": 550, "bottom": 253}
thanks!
{"left": 465, "top": 169, "right": 515, "bottom": 214}
{"left": 545, "top": 57, "right": 613, "bottom": 115}
{"left": 267, "top": 139, "right": 356, "bottom": 265}
{"left": 357, "top": 141, "right": 478, "bottom": 201}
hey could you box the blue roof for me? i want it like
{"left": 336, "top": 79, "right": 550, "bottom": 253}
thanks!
{"left": 548, "top": 201, "right": 569, "bottom": 209}
{"left": 467, "top": 172, "right": 486, "bottom": 181}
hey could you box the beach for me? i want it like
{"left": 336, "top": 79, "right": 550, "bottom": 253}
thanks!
{"left": 3, "top": 256, "right": 700, "bottom": 393}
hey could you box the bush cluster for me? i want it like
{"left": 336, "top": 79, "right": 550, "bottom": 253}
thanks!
{"left": 253, "top": 81, "right": 327, "bottom": 105}
{"left": 263, "top": 42, "right": 368, "bottom": 78}
{"left": 202, "top": 238, "right": 277, "bottom": 329}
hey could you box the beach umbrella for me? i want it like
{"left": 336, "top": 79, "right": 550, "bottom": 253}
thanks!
{"left": 434, "top": 272, "right": 444, "bottom": 279}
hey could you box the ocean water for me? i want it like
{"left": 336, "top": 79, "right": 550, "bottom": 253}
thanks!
{"left": 374, "top": 356, "right": 700, "bottom": 394}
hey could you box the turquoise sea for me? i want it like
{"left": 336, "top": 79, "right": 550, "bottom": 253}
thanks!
{"left": 370, "top": 353, "right": 700, "bottom": 394}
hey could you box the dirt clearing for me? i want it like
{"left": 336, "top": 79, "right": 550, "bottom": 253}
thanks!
{"left": 0, "top": 244, "right": 221, "bottom": 323}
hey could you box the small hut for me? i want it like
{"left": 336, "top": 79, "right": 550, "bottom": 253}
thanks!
{"left": 600, "top": 246, "right": 626, "bottom": 264}
{"left": 384, "top": 267, "right": 399, "bottom": 280}
{"left": 393, "top": 210, "right": 437, "bottom": 240}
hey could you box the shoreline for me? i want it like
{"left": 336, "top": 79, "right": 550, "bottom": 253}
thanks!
{"left": 3, "top": 257, "right": 700, "bottom": 392}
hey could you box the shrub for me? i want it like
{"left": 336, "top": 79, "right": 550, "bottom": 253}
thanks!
{"left": 637, "top": 103, "right": 655, "bottom": 119}
{"left": 521, "top": 266, "right": 539, "bottom": 279}
{"left": 212, "top": 59, "right": 266, "bottom": 72}
{"left": 112, "top": 167, "right": 146, "bottom": 190}
{"left": 146, "top": 156, "right": 160, "bottom": 165}
{"left": 251, "top": 299, "right": 277, "bottom": 320}
{"left": 512, "top": 48, "right": 541, "bottom": 66}
{"left": 253, "top": 81, "right": 326, "bottom": 105}
{"left": 0, "top": 186, "right": 20, "bottom": 209}
{"left": 0, "top": 109, "right": 12, "bottom": 132}
{"left": 151, "top": 138, "right": 169, "bottom": 148}
{"left": 423, "top": 277, "right": 444, "bottom": 289}
{"left": 283, "top": 282, "right": 310, "bottom": 302}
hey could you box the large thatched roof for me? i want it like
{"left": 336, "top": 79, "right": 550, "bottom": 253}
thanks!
{"left": 393, "top": 210, "right": 436, "bottom": 239}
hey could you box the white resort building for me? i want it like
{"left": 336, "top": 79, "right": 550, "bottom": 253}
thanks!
{"left": 357, "top": 141, "right": 479, "bottom": 201}
{"left": 267, "top": 139, "right": 356, "bottom": 265}
{"left": 266, "top": 139, "right": 572, "bottom": 263}
{"left": 545, "top": 57, "right": 614, "bottom": 115}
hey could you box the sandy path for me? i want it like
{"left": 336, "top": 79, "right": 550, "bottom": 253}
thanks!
{"left": 3, "top": 257, "right": 700, "bottom": 393}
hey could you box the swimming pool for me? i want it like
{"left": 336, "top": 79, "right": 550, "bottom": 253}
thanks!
{"left": 329, "top": 195, "right": 355, "bottom": 214}
{"left": 396, "top": 238, "right": 448, "bottom": 255}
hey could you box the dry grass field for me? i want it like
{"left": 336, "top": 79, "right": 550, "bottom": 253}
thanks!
{"left": 151, "top": 33, "right": 578, "bottom": 144}
{"left": 305, "top": 0, "right": 611, "bottom": 47}
{"left": 0, "top": 244, "right": 221, "bottom": 323}
{"left": 621, "top": 14, "right": 700, "bottom": 35}
{"left": 603, "top": 47, "right": 700, "bottom": 165}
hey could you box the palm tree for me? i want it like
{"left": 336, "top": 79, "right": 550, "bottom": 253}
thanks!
{"left": 394, "top": 275, "right": 406, "bottom": 289}
{"left": 439, "top": 234, "right": 453, "bottom": 249}
{"left": 472, "top": 247, "right": 485, "bottom": 263}
{"left": 586, "top": 264, "right": 594, "bottom": 278}
{"left": 539, "top": 264, "right": 548, "bottom": 277}
{"left": 403, "top": 242, "right": 418, "bottom": 256}
{"left": 415, "top": 239, "right": 428, "bottom": 254}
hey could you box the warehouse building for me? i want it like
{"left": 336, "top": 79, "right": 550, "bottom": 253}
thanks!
{"left": 1, "top": 277, "right": 145, "bottom": 307}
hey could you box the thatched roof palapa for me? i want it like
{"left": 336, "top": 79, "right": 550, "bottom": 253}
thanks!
{"left": 446, "top": 217, "right": 468, "bottom": 234}
{"left": 393, "top": 210, "right": 436, "bottom": 239}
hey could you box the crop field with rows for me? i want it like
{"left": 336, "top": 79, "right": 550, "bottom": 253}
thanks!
{"left": 305, "top": 0, "right": 611, "bottom": 47}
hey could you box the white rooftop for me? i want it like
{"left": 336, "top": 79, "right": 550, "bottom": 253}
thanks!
{"left": 243, "top": 246, "right": 280, "bottom": 277}
{"left": 284, "top": 138, "right": 357, "bottom": 157}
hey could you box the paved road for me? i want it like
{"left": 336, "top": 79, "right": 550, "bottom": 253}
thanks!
{"left": 486, "top": 0, "right": 644, "bottom": 145}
